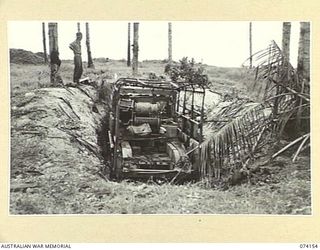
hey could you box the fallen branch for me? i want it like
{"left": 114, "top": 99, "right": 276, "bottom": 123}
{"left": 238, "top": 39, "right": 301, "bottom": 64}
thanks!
{"left": 11, "top": 183, "right": 41, "bottom": 192}
{"left": 270, "top": 78, "right": 310, "bottom": 102}
{"left": 272, "top": 133, "right": 309, "bottom": 159}
{"left": 58, "top": 97, "right": 81, "bottom": 120}
{"left": 19, "top": 130, "right": 43, "bottom": 135}
{"left": 12, "top": 108, "right": 47, "bottom": 117}
{"left": 292, "top": 134, "right": 310, "bottom": 162}
{"left": 58, "top": 103, "right": 74, "bottom": 120}
{"left": 16, "top": 96, "right": 37, "bottom": 107}
{"left": 242, "top": 126, "right": 267, "bottom": 170}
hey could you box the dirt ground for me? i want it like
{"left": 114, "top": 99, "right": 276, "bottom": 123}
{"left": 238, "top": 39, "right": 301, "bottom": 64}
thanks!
{"left": 9, "top": 59, "right": 311, "bottom": 214}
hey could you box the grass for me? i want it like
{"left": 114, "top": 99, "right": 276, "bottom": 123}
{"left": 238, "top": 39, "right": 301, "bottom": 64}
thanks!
{"left": 10, "top": 60, "right": 247, "bottom": 95}
{"left": 9, "top": 59, "right": 311, "bottom": 215}
{"left": 10, "top": 173, "right": 311, "bottom": 214}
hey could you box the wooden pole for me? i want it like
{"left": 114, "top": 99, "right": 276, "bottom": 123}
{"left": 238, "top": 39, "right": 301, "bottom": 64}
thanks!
{"left": 249, "top": 22, "right": 252, "bottom": 69}
{"left": 127, "top": 23, "right": 131, "bottom": 67}
{"left": 168, "top": 22, "right": 172, "bottom": 64}
{"left": 42, "top": 22, "right": 48, "bottom": 63}
{"left": 86, "top": 22, "right": 94, "bottom": 68}
{"left": 48, "top": 22, "right": 59, "bottom": 84}
{"left": 77, "top": 22, "right": 80, "bottom": 32}
{"left": 282, "top": 22, "right": 291, "bottom": 60}
{"left": 132, "top": 22, "right": 139, "bottom": 76}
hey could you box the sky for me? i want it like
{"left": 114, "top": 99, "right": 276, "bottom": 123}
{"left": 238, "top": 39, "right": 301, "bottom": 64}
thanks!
{"left": 8, "top": 21, "right": 301, "bottom": 67}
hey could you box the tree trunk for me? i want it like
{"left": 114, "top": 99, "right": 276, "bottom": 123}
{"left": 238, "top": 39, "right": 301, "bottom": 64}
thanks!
{"left": 282, "top": 22, "right": 291, "bottom": 61}
{"left": 276, "top": 22, "right": 291, "bottom": 118}
{"left": 296, "top": 22, "right": 310, "bottom": 133}
{"left": 42, "top": 22, "right": 48, "bottom": 63}
{"left": 48, "top": 23, "right": 60, "bottom": 85}
{"left": 48, "top": 23, "right": 58, "bottom": 54}
{"left": 297, "top": 22, "right": 310, "bottom": 82}
{"left": 249, "top": 22, "right": 252, "bottom": 69}
{"left": 132, "top": 22, "right": 139, "bottom": 76}
{"left": 168, "top": 22, "right": 172, "bottom": 64}
{"left": 86, "top": 22, "right": 94, "bottom": 68}
{"left": 127, "top": 23, "right": 131, "bottom": 67}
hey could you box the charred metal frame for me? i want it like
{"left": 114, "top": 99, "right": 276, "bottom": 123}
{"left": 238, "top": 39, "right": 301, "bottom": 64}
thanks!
{"left": 179, "top": 83, "right": 206, "bottom": 144}
{"left": 108, "top": 77, "right": 206, "bottom": 180}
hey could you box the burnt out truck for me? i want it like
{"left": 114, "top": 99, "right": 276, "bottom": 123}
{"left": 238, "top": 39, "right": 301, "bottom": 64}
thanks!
{"left": 107, "top": 78, "right": 205, "bottom": 181}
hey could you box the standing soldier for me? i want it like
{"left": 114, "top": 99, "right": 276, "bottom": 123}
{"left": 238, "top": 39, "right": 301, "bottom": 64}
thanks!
{"left": 69, "top": 32, "right": 83, "bottom": 83}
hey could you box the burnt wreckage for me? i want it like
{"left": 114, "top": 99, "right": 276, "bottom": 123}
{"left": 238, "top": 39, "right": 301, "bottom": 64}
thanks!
{"left": 107, "top": 78, "right": 205, "bottom": 181}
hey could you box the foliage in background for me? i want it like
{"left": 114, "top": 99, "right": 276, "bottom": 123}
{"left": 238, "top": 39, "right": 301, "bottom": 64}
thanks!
{"left": 165, "top": 57, "right": 210, "bottom": 87}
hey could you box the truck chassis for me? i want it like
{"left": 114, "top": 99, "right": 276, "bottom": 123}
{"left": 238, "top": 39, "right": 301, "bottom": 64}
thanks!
{"left": 107, "top": 78, "right": 205, "bottom": 181}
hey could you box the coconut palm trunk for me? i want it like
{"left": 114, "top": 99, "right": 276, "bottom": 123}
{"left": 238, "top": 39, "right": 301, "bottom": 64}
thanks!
{"left": 282, "top": 22, "right": 291, "bottom": 60}
{"left": 86, "top": 22, "right": 94, "bottom": 68}
{"left": 168, "top": 22, "right": 172, "bottom": 64}
{"left": 48, "top": 22, "right": 60, "bottom": 84}
{"left": 42, "top": 22, "right": 48, "bottom": 63}
{"left": 127, "top": 23, "right": 131, "bottom": 67}
{"left": 297, "top": 22, "right": 310, "bottom": 82}
{"left": 273, "top": 22, "right": 291, "bottom": 116}
{"left": 249, "top": 22, "right": 252, "bottom": 69}
{"left": 132, "top": 22, "right": 139, "bottom": 76}
{"left": 296, "top": 22, "right": 310, "bottom": 132}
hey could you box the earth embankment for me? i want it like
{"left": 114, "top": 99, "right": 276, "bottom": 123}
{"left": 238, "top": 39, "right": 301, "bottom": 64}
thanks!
{"left": 10, "top": 84, "right": 109, "bottom": 214}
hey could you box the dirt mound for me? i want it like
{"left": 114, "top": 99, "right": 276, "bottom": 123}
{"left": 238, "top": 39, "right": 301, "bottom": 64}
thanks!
{"left": 10, "top": 84, "right": 111, "bottom": 214}
{"left": 10, "top": 48, "right": 46, "bottom": 64}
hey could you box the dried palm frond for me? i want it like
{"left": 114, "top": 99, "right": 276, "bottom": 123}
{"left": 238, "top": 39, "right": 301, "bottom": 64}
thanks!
{"left": 250, "top": 40, "right": 310, "bottom": 149}
{"left": 199, "top": 40, "right": 310, "bottom": 184}
{"left": 199, "top": 102, "right": 273, "bottom": 181}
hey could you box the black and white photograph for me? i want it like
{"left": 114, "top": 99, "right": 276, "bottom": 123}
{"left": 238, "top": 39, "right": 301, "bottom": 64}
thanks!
{"left": 9, "top": 21, "right": 311, "bottom": 215}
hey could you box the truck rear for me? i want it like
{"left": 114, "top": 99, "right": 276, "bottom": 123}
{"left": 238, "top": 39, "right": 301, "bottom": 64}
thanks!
{"left": 107, "top": 78, "right": 205, "bottom": 181}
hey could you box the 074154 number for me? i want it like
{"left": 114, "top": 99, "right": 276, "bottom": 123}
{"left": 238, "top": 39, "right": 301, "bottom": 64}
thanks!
{"left": 300, "top": 244, "right": 319, "bottom": 248}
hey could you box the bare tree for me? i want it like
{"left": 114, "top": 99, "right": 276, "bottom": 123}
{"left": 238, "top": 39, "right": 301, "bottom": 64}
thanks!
{"left": 42, "top": 22, "right": 48, "bottom": 63}
{"left": 297, "top": 22, "right": 310, "bottom": 82}
{"left": 127, "top": 23, "right": 131, "bottom": 67}
{"left": 48, "top": 22, "right": 61, "bottom": 85}
{"left": 282, "top": 22, "right": 291, "bottom": 60}
{"left": 168, "top": 22, "right": 172, "bottom": 64}
{"left": 48, "top": 23, "right": 58, "bottom": 52}
{"left": 86, "top": 22, "right": 94, "bottom": 68}
{"left": 132, "top": 22, "right": 139, "bottom": 76}
{"left": 273, "top": 22, "right": 291, "bottom": 117}
{"left": 249, "top": 22, "right": 252, "bottom": 69}
{"left": 296, "top": 22, "right": 310, "bottom": 132}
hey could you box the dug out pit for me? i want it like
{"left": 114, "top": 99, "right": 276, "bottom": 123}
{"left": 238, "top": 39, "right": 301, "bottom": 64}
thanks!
{"left": 10, "top": 83, "right": 113, "bottom": 214}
